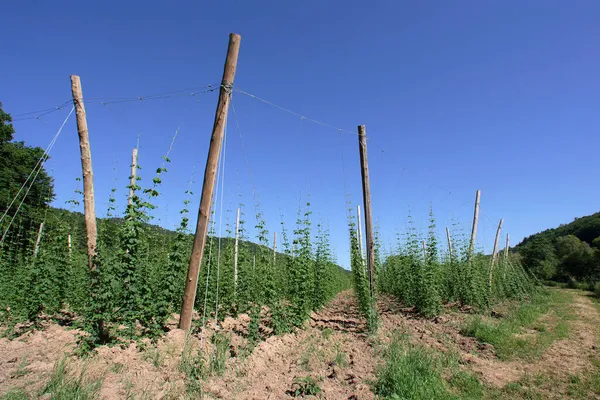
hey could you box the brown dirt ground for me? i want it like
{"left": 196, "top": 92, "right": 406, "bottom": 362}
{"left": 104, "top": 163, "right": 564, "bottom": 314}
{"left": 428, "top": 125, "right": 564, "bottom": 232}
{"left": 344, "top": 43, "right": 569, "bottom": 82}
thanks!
{"left": 0, "top": 289, "right": 598, "bottom": 399}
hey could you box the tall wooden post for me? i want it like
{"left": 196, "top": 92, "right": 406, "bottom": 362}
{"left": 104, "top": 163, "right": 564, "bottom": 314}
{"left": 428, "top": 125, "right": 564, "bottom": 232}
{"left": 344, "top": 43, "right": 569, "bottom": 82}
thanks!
{"left": 233, "top": 207, "right": 240, "bottom": 291}
{"left": 273, "top": 231, "right": 277, "bottom": 263}
{"left": 128, "top": 147, "right": 138, "bottom": 206}
{"left": 179, "top": 33, "right": 241, "bottom": 330}
{"left": 504, "top": 233, "right": 510, "bottom": 260}
{"left": 489, "top": 218, "right": 504, "bottom": 292}
{"left": 357, "top": 205, "right": 365, "bottom": 262}
{"left": 33, "top": 222, "right": 44, "bottom": 259}
{"left": 422, "top": 240, "right": 427, "bottom": 261}
{"left": 70, "top": 75, "right": 98, "bottom": 270}
{"left": 68, "top": 234, "right": 72, "bottom": 260}
{"left": 446, "top": 227, "right": 453, "bottom": 264}
{"left": 358, "top": 125, "right": 376, "bottom": 297}
{"left": 468, "top": 190, "right": 481, "bottom": 258}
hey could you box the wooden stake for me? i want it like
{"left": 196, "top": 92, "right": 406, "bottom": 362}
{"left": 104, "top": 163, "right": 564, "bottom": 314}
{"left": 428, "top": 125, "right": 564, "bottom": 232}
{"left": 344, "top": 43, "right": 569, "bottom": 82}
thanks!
{"left": 504, "top": 233, "right": 510, "bottom": 260}
{"left": 179, "top": 33, "right": 241, "bottom": 331}
{"left": 356, "top": 205, "right": 365, "bottom": 262}
{"left": 128, "top": 147, "right": 138, "bottom": 206}
{"left": 68, "top": 234, "right": 72, "bottom": 260}
{"left": 489, "top": 218, "right": 504, "bottom": 292}
{"left": 446, "top": 227, "right": 453, "bottom": 264}
{"left": 233, "top": 207, "right": 240, "bottom": 291}
{"left": 422, "top": 240, "right": 427, "bottom": 261}
{"left": 273, "top": 231, "right": 277, "bottom": 263}
{"left": 70, "top": 75, "right": 98, "bottom": 270}
{"left": 358, "top": 125, "right": 376, "bottom": 297}
{"left": 33, "top": 222, "right": 44, "bottom": 259}
{"left": 468, "top": 190, "right": 481, "bottom": 258}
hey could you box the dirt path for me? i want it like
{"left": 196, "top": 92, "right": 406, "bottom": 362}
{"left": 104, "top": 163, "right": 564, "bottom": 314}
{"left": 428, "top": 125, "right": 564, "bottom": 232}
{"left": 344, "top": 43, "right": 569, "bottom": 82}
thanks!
{"left": 465, "top": 290, "right": 600, "bottom": 390}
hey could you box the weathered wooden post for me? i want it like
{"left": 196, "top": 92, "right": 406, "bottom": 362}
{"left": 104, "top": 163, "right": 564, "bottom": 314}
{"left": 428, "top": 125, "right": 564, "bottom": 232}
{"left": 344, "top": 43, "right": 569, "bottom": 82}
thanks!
{"left": 179, "top": 33, "right": 241, "bottom": 330}
{"left": 128, "top": 147, "right": 138, "bottom": 206}
{"left": 70, "top": 75, "right": 98, "bottom": 271}
{"left": 504, "top": 233, "right": 510, "bottom": 260}
{"left": 273, "top": 231, "right": 277, "bottom": 263}
{"left": 446, "top": 227, "right": 453, "bottom": 264}
{"left": 233, "top": 207, "right": 240, "bottom": 291}
{"left": 489, "top": 218, "right": 504, "bottom": 293}
{"left": 358, "top": 125, "right": 376, "bottom": 297}
{"left": 468, "top": 190, "right": 481, "bottom": 258}
{"left": 33, "top": 222, "right": 44, "bottom": 258}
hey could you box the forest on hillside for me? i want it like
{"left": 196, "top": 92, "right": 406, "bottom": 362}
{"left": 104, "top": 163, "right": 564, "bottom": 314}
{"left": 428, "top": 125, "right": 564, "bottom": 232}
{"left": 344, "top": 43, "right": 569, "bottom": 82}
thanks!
{"left": 515, "top": 212, "right": 600, "bottom": 285}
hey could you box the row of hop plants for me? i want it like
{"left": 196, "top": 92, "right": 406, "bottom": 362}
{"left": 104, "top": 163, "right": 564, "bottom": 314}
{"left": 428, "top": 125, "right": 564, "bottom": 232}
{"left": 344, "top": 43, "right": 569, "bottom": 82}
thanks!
{"left": 0, "top": 148, "right": 351, "bottom": 350}
{"left": 374, "top": 207, "right": 538, "bottom": 319}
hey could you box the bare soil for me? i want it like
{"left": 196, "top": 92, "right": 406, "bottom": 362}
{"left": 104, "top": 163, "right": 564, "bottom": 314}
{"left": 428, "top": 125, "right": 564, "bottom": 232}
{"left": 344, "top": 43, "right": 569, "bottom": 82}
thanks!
{"left": 1, "top": 289, "right": 598, "bottom": 399}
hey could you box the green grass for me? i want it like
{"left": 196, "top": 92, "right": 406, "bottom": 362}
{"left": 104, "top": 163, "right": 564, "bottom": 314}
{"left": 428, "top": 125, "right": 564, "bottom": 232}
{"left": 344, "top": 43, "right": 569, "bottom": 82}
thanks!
{"left": 461, "top": 290, "right": 572, "bottom": 360}
{"left": 373, "top": 333, "right": 458, "bottom": 400}
{"left": 0, "top": 390, "right": 30, "bottom": 400}
{"left": 41, "top": 358, "right": 103, "bottom": 400}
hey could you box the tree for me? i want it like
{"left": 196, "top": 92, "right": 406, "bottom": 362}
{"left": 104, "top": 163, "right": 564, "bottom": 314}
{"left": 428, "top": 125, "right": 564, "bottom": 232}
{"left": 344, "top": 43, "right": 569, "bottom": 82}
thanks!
{"left": 555, "top": 235, "right": 597, "bottom": 281}
{"left": 0, "top": 102, "right": 54, "bottom": 245}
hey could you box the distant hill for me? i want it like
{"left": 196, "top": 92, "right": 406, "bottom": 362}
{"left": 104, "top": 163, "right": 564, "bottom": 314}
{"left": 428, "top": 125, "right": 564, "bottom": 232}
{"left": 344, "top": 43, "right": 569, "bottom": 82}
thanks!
{"left": 50, "top": 207, "right": 350, "bottom": 274}
{"left": 514, "top": 212, "right": 600, "bottom": 282}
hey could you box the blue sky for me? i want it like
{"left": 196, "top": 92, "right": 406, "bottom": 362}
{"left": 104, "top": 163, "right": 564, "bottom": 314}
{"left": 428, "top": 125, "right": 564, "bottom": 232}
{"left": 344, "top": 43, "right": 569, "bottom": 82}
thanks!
{"left": 2, "top": 1, "right": 599, "bottom": 267}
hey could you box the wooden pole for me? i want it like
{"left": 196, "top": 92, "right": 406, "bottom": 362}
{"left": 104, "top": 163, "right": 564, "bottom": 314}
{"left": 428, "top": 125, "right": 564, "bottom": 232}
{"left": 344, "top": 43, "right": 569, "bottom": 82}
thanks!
{"left": 446, "top": 227, "right": 453, "bottom": 264}
{"left": 489, "top": 218, "right": 504, "bottom": 292}
{"left": 273, "top": 231, "right": 277, "bottom": 263}
{"left": 179, "top": 33, "right": 241, "bottom": 330}
{"left": 68, "top": 234, "right": 72, "bottom": 260}
{"left": 128, "top": 147, "right": 138, "bottom": 206}
{"left": 33, "top": 222, "right": 44, "bottom": 259}
{"left": 504, "top": 233, "right": 510, "bottom": 260}
{"left": 358, "top": 125, "right": 376, "bottom": 297}
{"left": 233, "top": 207, "right": 240, "bottom": 291}
{"left": 468, "top": 190, "right": 481, "bottom": 258}
{"left": 356, "top": 205, "right": 365, "bottom": 262}
{"left": 70, "top": 75, "right": 98, "bottom": 270}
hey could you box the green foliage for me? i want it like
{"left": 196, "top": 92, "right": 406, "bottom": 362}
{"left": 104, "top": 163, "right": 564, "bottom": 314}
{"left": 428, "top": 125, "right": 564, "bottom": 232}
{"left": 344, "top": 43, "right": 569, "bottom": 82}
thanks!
{"left": 289, "top": 376, "right": 322, "bottom": 397}
{"left": 378, "top": 208, "right": 537, "bottom": 318}
{"left": 515, "top": 211, "right": 600, "bottom": 284}
{"left": 374, "top": 333, "right": 454, "bottom": 399}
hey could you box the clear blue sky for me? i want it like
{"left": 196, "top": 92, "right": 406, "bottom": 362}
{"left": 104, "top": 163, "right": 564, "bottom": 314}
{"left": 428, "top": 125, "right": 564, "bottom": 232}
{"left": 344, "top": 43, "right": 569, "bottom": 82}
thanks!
{"left": 2, "top": 1, "right": 599, "bottom": 268}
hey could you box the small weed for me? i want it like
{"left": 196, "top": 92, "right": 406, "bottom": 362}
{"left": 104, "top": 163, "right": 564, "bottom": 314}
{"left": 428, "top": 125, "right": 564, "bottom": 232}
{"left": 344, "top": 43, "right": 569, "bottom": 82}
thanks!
{"left": 209, "top": 332, "right": 230, "bottom": 376}
{"left": 41, "top": 358, "right": 103, "bottom": 399}
{"left": 109, "top": 362, "right": 124, "bottom": 374}
{"left": 333, "top": 343, "right": 348, "bottom": 367}
{"left": 142, "top": 346, "right": 164, "bottom": 368}
{"left": 179, "top": 336, "right": 206, "bottom": 393}
{"left": 12, "top": 357, "right": 29, "bottom": 378}
{"left": 321, "top": 328, "right": 334, "bottom": 340}
{"left": 288, "top": 376, "right": 322, "bottom": 397}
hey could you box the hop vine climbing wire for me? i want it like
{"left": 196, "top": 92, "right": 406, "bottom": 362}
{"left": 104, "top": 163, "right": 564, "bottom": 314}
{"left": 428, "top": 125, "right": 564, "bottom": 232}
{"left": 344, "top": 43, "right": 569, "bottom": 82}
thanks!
{"left": 0, "top": 106, "right": 75, "bottom": 247}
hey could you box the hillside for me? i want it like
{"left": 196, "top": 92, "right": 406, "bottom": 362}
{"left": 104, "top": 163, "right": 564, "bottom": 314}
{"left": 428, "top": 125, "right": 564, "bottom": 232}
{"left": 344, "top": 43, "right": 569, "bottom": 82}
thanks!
{"left": 514, "top": 211, "right": 600, "bottom": 283}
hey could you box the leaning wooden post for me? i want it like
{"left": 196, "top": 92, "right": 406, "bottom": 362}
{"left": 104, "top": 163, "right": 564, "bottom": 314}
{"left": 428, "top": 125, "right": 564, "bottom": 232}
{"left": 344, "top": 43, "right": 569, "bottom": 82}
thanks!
{"left": 33, "top": 222, "right": 44, "bottom": 259}
{"left": 179, "top": 33, "right": 241, "bottom": 331}
{"left": 273, "top": 231, "right": 277, "bottom": 263}
{"left": 70, "top": 75, "right": 98, "bottom": 270}
{"left": 468, "top": 190, "right": 481, "bottom": 258}
{"left": 489, "top": 218, "right": 504, "bottom": 293}
{"left": 233, "top": 207, "right": 240, "bottom": 291}
{"left": 358, "top": 125, "right": 376, "bottom": 297}
{"left": 128, "top": 147, "right": 138, "bottom": 206}
{"left": 446, "top": 227, "right": 453, "bottom": 264}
